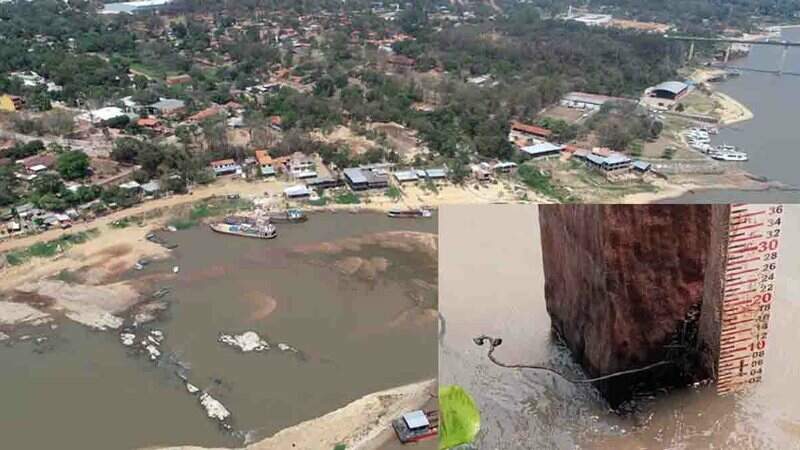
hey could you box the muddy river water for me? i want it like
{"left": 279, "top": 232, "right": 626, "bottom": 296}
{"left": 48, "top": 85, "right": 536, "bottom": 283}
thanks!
{"left": 0, "top": 212, "right": 437, "bottom": 450}
{"left": 439, "top": 204, "right": 800, "bottom": 449}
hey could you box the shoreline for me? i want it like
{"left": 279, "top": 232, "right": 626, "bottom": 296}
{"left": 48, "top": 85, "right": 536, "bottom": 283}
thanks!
{"left": 688, "top": 68, "right": 754, "bottom": 127}
{"left": 0, "top": 177, "right": 525, "bottom": 256}
{"left": 142, "top": 379, "right": 437, "bottom": 450}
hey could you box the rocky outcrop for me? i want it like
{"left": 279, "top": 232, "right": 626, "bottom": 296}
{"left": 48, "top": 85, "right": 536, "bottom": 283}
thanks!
{"left": 539, "top": 205, "right": 722, "bottom": 406}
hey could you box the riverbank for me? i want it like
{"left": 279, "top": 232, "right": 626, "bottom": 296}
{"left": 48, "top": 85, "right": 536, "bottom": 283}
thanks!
{"left": 687, "top": 68, "right": 754, "bottom": 125}
{"left": 621, "top": 169, "right": 778, "bottom": 203}
{"left": 141, "top": 379, "right": 436, "bottom": 450}
{"left": 0, "top": 176, "right": 524, "bottom": 256}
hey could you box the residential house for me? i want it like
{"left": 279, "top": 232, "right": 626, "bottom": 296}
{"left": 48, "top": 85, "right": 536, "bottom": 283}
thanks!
{"left": 520, "top": 142, "right": 565, "bottom": 159}
{"left": 284, "top": 184, "right": 311, "bottom": 199}
{"left": 288, "top": 152, "right": 316, "bottom": 179}
{"left": 343, "top": 167, "right": 389, "bottom": 191}
{"left": 148, "top": 98, "right": 186, "bottom": 116}
{"left": 254, "top": 150, "right": 276, "bottom": 177}
{"left": 632, "top": 160, "right": 652, "bottom": 173}
{"left": 560, "top": 92, "right": 626, "bottom": 110}
{"left": 509, "top": 121, "right": 553, "bottom": 145}
{"left": 136, "top": 117, "right": 165, "bottom": 133}
{"left": 574, "top": 149, "right": 633, "bottom": 173}
{"left": 119, "top": 180, "right": 142, "bottom": 192}
{"left": 492, "top": 161, "right": 518, "bottom": 173}
{"left": 423, "top": 167, "right": 448, "bottom": 180}
{"left": 187, "top": 106, "right": 224, "bottom": 123}
{"left": 210, "top": 159, "right": 241, "bottom": 176}
{"left": 393, "top": 169, "right": 419, "bottom": 183}
{"left": 19, "top": 154, "right": 56, "bottom": 174}
{"left": 141, "top": 180, "right": 162, "bottom": 197}
{"left": 166, "top": 74, "right": 192, "bottom": 86}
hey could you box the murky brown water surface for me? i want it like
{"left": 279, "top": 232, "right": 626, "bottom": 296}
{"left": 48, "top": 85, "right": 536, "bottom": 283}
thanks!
{"left": 0, "top": 212, "right": 437, "bottom": 450}
{"left": 439, "top": 204, "right": 800, "bottom": 449}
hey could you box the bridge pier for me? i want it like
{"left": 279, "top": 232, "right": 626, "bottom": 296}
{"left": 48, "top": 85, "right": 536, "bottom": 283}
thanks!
{"left": 688, "top": 41, "right": 695, "bottom": 61}
{"left": 780, "top": 45, "right": 789, "bottom": 75}
{"left": 724, "top": 45, "right": 731, "bottom": 64}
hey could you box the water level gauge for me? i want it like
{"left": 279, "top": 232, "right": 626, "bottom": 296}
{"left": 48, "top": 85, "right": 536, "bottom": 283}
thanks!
{"left": 717, "top": 204, "right": 783, "bottom": 395}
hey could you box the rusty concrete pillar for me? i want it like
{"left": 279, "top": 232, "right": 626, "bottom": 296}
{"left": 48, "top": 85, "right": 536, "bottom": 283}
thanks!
{"left": 539, "top": 205, "right": 720, "bottom": 406}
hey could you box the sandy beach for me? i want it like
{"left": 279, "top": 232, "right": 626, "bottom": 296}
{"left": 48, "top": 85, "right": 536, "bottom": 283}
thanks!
{"left": 688, "top": 68, "right": 755, "bottom": 125}
{"left": 714, "top": 91, "right": 754, "bottom": 125}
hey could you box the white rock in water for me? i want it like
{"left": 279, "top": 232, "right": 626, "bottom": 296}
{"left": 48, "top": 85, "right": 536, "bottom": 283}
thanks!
{"left": 0, "top": 332, "right": 9, "bottom": 341}
{"left": 199, "top": 392, "right": 231, "bottom": 421}
{"left": 150, "top": 330, "right": 164, "bottom": 340}
{"left": 145, "top": 344, "right": 161, "bottom": 360}
{"left": 173, "top": 266, "right": 180, "bottom": 273}
{"left": 65, "top": 310, "right": 123, "bottom": 331}
{"left": 277, "top": 343, "right": 298, "bottom": 353}
{"left": 218, "top": 331, "right": 270, "bottom": 352}
{"left": 186, "top": 382, "right": 200, "bottom": 394}
{"left": 120, "top": 333, "right": 136, "bottom": 346}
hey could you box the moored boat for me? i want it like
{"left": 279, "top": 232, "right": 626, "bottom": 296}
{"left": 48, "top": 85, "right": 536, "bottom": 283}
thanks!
{"left": 711, "top": 151, "right": 748, "bottom": 162}
{"left": 388, "top": 208, "right": 433, "bottom": 218}
{"left": 266, "top": 209, "right": 308, "bottom": 223}
{"left": 709, "top": 144, "right": 748, "bottom": 161}
{"left": 209, "top": 221, "right": 277, "bottom": 239}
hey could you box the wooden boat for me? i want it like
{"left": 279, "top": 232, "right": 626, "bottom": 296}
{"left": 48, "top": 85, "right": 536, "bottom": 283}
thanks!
{"left": 209, "top": 222, "right": 277, "bottom": 239}
{"left": 266, "top": 209, "right": 308, "bottom": 223}
{"left": 387, "top": 208, "right": 433, "bottom": 219}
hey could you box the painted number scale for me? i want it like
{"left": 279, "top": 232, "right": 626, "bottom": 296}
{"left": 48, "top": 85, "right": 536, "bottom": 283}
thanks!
{"left": 717, "top": 204, "right": 784, "bottom": 395}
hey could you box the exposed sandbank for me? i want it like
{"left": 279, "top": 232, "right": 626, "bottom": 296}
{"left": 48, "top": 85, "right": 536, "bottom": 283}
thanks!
{"left": 143, "top": 379, "right": 437, "bottom": 450}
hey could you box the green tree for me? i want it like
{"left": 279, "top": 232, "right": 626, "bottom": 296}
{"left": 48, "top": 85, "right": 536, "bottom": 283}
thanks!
{"left": 56, "top": 150, "right": 91, "bottom": 180}
{"left": 314, "top": 76, "right": 336, "bottom": 97}
{"left": 37, "top": 193, "right": 66, "bottom": 211}
{"left": 32, "top": 172, "right": 64, "bottom": 196}
{"left": 0, "top": 165, "right": 20, "bottom": 206}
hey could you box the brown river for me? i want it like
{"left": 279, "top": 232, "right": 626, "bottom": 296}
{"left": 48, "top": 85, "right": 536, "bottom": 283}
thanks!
{"left": 439, "top": 204, "right": 800, "bottom": 449}
{"left": 0, "top": 212, "right": 437, "bottom": 450}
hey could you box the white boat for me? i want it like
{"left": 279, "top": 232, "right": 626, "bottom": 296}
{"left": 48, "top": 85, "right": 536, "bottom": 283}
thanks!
{"left": 711, "top": 152, "right": 748, "bottom": 162}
